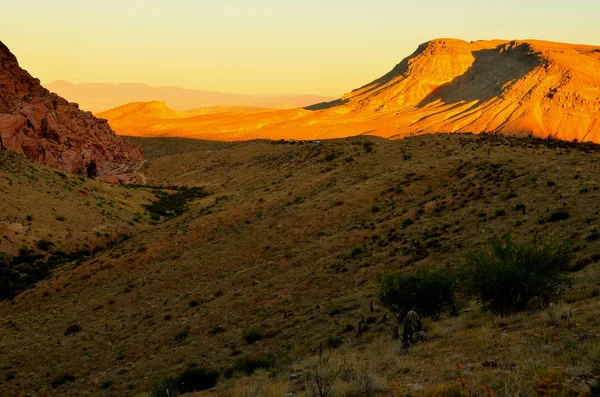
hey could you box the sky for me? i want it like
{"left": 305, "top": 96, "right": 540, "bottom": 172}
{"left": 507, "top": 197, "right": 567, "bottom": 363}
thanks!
{"left": 2, "top": 0, "right": 599, "bottom": 96}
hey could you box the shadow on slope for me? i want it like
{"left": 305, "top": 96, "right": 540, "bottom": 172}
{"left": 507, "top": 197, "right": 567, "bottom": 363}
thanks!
{"left": 417, "top": 42, "right": 540, "bottom": 108}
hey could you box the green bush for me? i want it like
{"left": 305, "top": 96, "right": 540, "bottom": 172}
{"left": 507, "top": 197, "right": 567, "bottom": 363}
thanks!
{"left": 37, "top": 239, "right": 54, "bottom": 251}
{"left": 242, "top": 329, "right": 264, "bottom": 344}
{"left": 143, "top": 187, "right": 208, "bottom": 219}
{"left": 223, "top": 353, "right": 288, "bottom": 378}
{"left": 461, "top": 236, "right": 572, "bottom": 315}
{"left": 377, "top": 267, "right": 457, "bottom": 320}
{"left": 150, "top": 367, "right": 219, "bottom": 397}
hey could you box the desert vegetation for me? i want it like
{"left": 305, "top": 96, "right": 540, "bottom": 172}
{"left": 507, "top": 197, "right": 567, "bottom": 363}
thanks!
{"left": 3, "top": 134, "right": 600, "bottom": 396}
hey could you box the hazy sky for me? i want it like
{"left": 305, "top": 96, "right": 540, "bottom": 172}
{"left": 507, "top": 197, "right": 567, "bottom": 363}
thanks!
{"left": 2, "top": 0, "right": 599, "bottom": 96}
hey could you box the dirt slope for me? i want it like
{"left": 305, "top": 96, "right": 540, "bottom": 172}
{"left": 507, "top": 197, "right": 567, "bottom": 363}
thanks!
{"left": 99, "top": 39, "right": 600, "bottom": 142}
{"left": 3, "top": 134, "right": 600, "bottom": 395}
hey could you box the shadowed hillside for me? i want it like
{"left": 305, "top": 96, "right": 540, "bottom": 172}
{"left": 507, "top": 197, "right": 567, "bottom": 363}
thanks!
{"left": 3, "top": 134, "right": 600, "bottom": 395}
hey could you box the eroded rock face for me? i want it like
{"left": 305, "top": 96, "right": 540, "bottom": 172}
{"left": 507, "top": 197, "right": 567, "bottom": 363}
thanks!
{"left": 0, "top": 41, "right": 142, "bottom": 176}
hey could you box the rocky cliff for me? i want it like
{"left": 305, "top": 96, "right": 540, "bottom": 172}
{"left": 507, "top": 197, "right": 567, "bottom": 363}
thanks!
{"left": 0, "top": 41, "right": 142, "bottom": 176}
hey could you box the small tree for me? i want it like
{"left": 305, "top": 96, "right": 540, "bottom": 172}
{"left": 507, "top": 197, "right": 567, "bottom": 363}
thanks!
{"left": 461, "top": 236, "right": 572, "bottom": 315}
{"left": 377, "top": 268, "right": 457, "bottom": 338}
{"left": 86, "top": 160, "right": 98, "bottom": 179}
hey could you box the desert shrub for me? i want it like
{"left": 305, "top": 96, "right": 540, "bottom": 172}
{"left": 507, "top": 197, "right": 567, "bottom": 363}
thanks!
{"left": 461, "top": 236, "right": 572, "bottom": 315}
{"left": 402, "top": 218, "right": 415, "bottom": 228}
{"left": 37, "top": 239, "right": 54, "bottom": 251}
{"left": 590, "top": 378, "right": 600, "bottom": 396}
{"left": 378, "top": 267, "right": 457, "bottom": 320}
{"left": 243, "top": 329, "right": 264, "bottom": 344}
{"left": 223, "top": 353, "right": 287, "bottom": 378}
{"left": 547, "top": 211, "right": 570, "bottom": 222}
{"left": 350, "top": 247, "right": 363, "bottom": 258}
{"left": 86, "top": 160, "right": 97, "bottom": 178}
{"left": 51, "top": 374, "right": 76, "bottom": 388}
{"left": 143, "top": 187, "right": 208, "bottom": 219}
{"left": 150, "top": 367, "right": 219, "bottom": 397}
{"left": 326, "top": 336, "right": 343, "bottom": 349}
{"left": 64, "top": 324, "right": 82, "bottom": 336}
{"left": 173, "top": 330, "right": 190, "bottom": 343}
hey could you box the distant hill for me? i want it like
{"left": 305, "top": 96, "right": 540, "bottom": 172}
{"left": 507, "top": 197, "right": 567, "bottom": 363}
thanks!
{"left": 44, "top": 80, "right": 336, "bottom": 112}
{"left": 99, "top": 39, "right": 600, "bottom": 143}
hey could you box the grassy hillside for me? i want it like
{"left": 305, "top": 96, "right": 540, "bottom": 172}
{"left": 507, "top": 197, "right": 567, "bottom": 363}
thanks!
{"left": 0, "top": 149, "right": 156, "bottom": 257}
{"left": 2, "top": 134, "right": 600, "bottom": 396}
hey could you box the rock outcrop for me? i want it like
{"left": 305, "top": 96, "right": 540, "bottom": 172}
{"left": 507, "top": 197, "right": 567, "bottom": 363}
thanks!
{"left": 0, "top": 41, "right": 142, "bottom": 176}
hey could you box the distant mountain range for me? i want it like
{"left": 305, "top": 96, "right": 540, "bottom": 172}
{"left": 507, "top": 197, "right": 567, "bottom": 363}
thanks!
{"left": 44, "top": 81, "right": 336, "bottom": 113}
{"left": 98, "top": 39, "right": 600, "bottom": 143}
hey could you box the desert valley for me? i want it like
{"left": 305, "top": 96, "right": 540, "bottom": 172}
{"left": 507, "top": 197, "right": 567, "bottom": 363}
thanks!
{"left": 2, "top": 11, "right": 600, "bottom": 397}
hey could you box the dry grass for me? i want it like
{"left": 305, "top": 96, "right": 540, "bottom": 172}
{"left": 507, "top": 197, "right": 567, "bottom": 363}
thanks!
{"left": 0, "top": 150, "right": 154, "bottom": 256}
{"left": 2, "top": 134, "right": 600, "bottom": 396}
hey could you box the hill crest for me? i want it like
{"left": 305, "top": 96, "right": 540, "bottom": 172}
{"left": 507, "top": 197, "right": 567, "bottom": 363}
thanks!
{"left": 100, "top": 38, "right": 600, "bottom": 143}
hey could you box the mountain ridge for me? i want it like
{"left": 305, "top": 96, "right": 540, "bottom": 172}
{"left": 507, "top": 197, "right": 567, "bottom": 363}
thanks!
{"left": 44, "top": 80, "right": 336, "bottom": 113}
{"left": 99, "top": 38, "right": 600, "bottom": 142}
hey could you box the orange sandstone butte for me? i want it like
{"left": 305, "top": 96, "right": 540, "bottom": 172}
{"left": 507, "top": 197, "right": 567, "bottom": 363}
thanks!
{"left": 99, "top": 39, "right": 600, "bottom": 143}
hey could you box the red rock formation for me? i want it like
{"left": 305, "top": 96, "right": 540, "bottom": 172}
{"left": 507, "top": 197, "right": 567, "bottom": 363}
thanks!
{"left": 0, "top": 41, "right": 142, "bottom": 176}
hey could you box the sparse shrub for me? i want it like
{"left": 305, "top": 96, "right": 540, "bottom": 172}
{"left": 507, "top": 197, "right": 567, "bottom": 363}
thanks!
{"left": 64, "top": 324, "right": 82, "bottom": 336}
{"left": 591, "top": 378, "right": 600, "bottom": 396}
{"left": 86, "top": 160, "right": 97, "bottom": 178}
{"left": 223, "top": 353, "right": 286, "bottom": 378}
{"left": 143, "top": 187, "right": 208, "bottom": 219}
{"left": 326, "top": 336, "right": 343, "bottom": 349}
{"left": 363, "top": 142, "right": 374, "bottom": 153}
{"left": 208, "top": 324, "right": 225, "bottom": 335}
{"left": 188, "top": 300, "right": 199, "bottom": 308}
{"left": 461, "top": 236, "right": 572, "bottom": 315}
{"left": 243, "top": 329, "right": 264, "bottom": 344}
{"left": 100, "top": 380, "right": 113, "bottom": 389}
{"left": 324, "top": 153, "right": 339, "bottom": 162}
{"left": 150, "top": 367, "right": 219, "bottom": 397}
{"left": 51, "top": 374, "right": 76, "bottom": 388}
{"left": 378, "top": 267, "right": 457, "bottom": 321}
{"left": 351, "top": 247, "right": 363, "bottom": 258}
{"left": 173, "top": 329, "right": 190, "bottom": 343}
{"left": 329, "top": 307, "right": 342, "bottom": 316}
{"left": 371, "top": 205, "right": 380, "bottom": 213}
{"left": 56, "top": 216, "right": 66, "bottom": 222}
{"left": 37, "top": 239, "right": 54, "bottom": 251}
{"left": 402, "top": 218, "right": 414, "bottom": 228}
{"left": 547, "top": 211, "right": 570, "bottom": 222}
